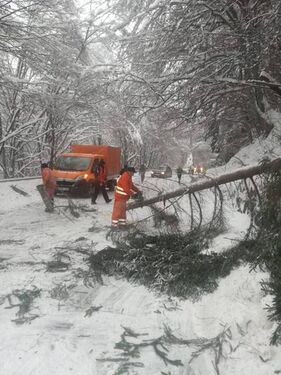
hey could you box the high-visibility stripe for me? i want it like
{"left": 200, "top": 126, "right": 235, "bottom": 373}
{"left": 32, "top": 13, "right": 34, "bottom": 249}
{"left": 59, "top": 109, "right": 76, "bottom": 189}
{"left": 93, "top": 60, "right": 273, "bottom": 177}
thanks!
{"left": 116, "top": 190, "right": 128, "bottom": 196}
{"left": 116, "top": 186, "right": 125, "bottom": 192}
{"left": 115, "top": 186, "right": 129, "bottom": 196}
{"left": 119, "top": 219, "right": 126, "bottom": 222}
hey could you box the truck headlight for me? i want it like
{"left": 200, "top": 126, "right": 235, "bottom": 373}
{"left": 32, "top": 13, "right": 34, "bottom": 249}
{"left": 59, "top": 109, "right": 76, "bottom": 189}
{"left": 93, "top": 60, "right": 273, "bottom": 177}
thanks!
{"left": 75, "top": 174, "right": 89, "bottom": 182}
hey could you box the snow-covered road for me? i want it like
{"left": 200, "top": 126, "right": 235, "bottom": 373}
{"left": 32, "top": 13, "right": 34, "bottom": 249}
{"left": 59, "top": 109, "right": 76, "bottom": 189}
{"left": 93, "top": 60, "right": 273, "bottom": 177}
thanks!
{"left": 0, "top": 176, "right": 281, "bottom": 375}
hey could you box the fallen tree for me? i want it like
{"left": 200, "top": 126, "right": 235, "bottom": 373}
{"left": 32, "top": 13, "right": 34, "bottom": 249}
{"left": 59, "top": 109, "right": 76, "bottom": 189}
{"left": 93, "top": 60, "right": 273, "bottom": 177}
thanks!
{"left": 127, "top": 158, "right": 281, "bottom": 210}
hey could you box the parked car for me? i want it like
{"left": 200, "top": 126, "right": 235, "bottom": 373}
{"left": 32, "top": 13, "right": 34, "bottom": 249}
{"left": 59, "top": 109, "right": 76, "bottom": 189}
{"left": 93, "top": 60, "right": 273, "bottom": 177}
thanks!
{"left": 151, "top": 165, "right": 172, "bottom": 178}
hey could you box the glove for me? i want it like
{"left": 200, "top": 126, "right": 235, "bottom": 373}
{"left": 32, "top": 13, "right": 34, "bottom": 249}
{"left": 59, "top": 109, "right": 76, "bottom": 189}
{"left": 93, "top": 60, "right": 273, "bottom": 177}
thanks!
{"left": 132, "top": 191, "right": 143, "bottom": 201}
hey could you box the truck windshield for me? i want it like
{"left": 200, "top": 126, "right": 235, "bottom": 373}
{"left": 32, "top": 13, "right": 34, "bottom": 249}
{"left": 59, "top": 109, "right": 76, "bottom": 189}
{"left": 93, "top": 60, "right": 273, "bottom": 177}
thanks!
{"left": 54, "top": 156, "right": 91, "bottom": 171}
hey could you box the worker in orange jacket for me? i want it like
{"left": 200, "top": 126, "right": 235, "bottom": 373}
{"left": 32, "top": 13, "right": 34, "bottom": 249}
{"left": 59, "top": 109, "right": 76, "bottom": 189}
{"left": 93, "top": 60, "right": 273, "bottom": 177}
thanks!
{"left": 111, "top": 166, "right": 140, "bottom": 227}
{"left": 41, "top": 163, "right": 57, "bottom": 208}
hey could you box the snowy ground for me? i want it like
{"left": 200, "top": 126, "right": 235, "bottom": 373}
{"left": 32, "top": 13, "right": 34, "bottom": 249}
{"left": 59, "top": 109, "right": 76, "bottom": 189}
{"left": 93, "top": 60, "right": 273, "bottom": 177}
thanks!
{"left": 0, "top": 169, "right": 281, "bottom": 375}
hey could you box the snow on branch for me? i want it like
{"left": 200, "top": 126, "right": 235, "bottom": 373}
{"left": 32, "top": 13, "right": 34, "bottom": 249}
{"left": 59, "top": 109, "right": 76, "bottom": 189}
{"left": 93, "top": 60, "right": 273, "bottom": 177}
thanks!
{"left": 127, "top": 158, "right": 281, "bottom": 210}
{"left": 211, "top": 76, "right": 281, "bottom": 90}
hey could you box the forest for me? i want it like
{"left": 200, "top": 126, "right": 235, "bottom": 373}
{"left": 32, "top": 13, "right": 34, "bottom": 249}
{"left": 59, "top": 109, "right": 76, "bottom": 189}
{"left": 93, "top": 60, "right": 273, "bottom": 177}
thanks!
{"left": 1, "top": 0, "right": 281, "bottom": 177}
{"left": 1, "top": 1, "right": 281, "bottom": 373}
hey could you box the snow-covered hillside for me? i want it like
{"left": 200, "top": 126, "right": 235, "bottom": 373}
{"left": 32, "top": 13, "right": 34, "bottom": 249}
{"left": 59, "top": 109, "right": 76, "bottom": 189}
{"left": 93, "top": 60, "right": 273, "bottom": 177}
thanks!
{"left": 0, "top": 164, "right": 281, "bottom": 374}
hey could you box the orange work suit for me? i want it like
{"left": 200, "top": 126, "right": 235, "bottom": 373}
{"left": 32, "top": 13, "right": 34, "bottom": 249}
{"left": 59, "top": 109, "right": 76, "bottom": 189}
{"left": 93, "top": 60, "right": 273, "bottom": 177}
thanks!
{"left": 111, "top": 171, "right": 139, "bottom": 226}
{"left": 41, "top": 168, "right": 57, "bottom": 198}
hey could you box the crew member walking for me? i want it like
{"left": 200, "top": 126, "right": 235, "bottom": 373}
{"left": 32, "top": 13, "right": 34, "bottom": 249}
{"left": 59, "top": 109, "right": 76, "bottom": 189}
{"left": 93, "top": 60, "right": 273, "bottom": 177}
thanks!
{"left": 111, "top": 166, "right": 140, "bottom": 227}
{"left": 176, "top": 166, "right": 183, "bottom": 184}
{"left": 91, "top": 159, "right": 111, "bottom": 204}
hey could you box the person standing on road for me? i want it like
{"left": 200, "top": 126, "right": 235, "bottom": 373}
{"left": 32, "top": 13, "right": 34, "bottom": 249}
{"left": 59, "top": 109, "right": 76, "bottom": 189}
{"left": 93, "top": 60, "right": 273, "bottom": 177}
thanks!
{"left": 176, "top": 166, "right": 183, "bottom": 184}
{"left": 139, "top": 164, "right": 146, "bottom": 183}
{"left": 91, "top": 158, "right": 100, "bottom": 204}
{"left": 111, "top": 166, "right": 140, "bottom": 227}
{"left": 41, "top": 162, "right": 57, "bottom": 209}
{"left": 91, "top": 159, "right": 112, "bottom": 204}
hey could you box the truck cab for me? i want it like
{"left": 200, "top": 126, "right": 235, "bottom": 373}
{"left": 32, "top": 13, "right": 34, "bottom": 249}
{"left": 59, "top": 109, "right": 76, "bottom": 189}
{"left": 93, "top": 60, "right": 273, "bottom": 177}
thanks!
{"left": 53, "top": 145, "right": 121, "bottom": 195}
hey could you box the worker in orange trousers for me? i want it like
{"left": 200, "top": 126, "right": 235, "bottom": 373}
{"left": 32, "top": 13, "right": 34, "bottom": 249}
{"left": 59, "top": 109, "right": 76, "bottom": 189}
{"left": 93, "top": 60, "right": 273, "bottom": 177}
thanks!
{"left": 111, "top": 166, "right": 140, "bottom": 227}
{"left": 41, "top": 163, "right": 57, "bottom": 211}
{"left": 41, "top": 163, "right": 57, "bottom": 199}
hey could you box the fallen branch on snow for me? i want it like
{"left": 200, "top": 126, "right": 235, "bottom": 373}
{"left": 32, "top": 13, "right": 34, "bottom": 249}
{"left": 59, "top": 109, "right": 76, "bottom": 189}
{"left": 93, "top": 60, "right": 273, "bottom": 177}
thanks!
{"left": 127, "top": 158, "right": 281, "bottom": 210}
{"left": 10, "top": 184, "right": 29, "bottom": 196}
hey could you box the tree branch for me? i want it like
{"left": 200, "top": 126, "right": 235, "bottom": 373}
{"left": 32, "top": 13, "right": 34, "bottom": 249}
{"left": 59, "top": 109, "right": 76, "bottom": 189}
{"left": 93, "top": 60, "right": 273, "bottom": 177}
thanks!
{"left": 127, "top": 158, "right": 281, "bottom": 210}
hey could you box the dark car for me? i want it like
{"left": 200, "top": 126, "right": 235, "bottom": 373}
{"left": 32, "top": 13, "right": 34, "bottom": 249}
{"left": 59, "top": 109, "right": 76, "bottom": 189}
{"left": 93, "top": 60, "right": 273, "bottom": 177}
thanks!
{"left": 151, "top": 165, "right": 172, "bottom": 178}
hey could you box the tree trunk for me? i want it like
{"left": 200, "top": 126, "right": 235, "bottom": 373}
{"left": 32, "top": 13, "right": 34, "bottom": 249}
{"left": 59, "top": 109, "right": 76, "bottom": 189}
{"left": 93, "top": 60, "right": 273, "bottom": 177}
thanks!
{"left": 127, "top": 158, "right": 281, "bottom": 210}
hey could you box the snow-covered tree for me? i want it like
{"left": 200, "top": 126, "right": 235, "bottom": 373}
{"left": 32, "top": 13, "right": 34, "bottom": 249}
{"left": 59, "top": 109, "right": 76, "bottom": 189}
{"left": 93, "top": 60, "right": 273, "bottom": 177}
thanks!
{"left": 104, "top": 0, "right": 281, "bottom": 163}
{"left": 0, "top": 0, "right": 114, "bottom": 176}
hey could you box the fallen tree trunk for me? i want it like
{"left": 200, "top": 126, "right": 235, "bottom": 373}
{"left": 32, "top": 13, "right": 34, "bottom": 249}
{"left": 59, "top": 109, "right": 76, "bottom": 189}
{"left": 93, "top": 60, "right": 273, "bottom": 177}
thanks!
{"left": 127, "top": 158, "right": 281, "bottom": 210}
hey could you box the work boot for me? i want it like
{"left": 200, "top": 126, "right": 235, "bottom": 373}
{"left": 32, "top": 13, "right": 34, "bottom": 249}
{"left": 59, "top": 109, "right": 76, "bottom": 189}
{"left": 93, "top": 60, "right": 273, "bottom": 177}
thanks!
{"left": 111, "top": 222, "right": 118, "bottom": 229}
{"left": 106, "top": 199, "right": 112, "bottom": 203}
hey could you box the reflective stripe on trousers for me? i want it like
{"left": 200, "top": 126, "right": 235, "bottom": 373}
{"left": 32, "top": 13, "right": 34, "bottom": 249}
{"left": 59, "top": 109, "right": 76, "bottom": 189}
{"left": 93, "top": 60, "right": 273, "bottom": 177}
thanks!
{"left": 111, "top": 199, "right": 127, "bottom": 224}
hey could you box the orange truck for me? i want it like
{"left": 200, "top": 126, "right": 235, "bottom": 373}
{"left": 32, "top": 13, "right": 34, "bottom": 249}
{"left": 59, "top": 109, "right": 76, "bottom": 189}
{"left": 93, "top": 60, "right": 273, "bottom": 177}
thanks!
{"left": 53, "top": 144, "right": 121, "bottom": 195}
